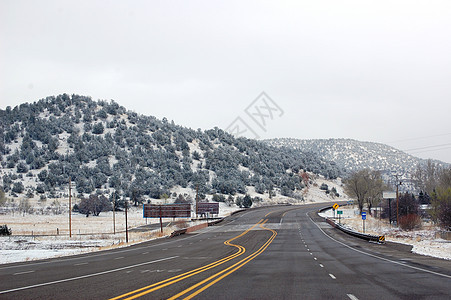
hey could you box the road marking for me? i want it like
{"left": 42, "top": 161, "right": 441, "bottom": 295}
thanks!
{"left": 142, "top": 252, "right": 149, "bottom": 255}
{"left": 167, "top": 220, "right": 278, "bottom": 300}
{"left": 110, "top": 219, "right": 265, "bottom": 300}
{"left": 308, "top": 211, "right": 451, "bottom": 280}
{"left": 329, "top": 273, "right": 336, "bottom": 279}
{"left": 168, "top": 269, "right": 182, "bottom": 273}
{"left": 114, "top": 257, "right": 124, "bottom": 260}
{"left": 74, "top": 262, "right": 88, "bottom": 266}
{"left": 0, "top": 256, "right": 178, "bottom": 295}
{"left": 319, "top": 264, "right": 324, "bottom": 268}
{"left": 305, "top": 212, "right": 451, "bottom": 278}
{"left": 13, "top": 270, "right": 35, "bottom": 276}
{"left": 347, "top": 294, "right": 359, "bottom": 300}
{"left": 314, "top": 257, "right": 317, "bottom": 260}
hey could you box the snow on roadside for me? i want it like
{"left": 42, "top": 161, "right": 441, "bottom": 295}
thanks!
{"left": 319, "top": 207, "right": 451, "bottom": 260}
{"left": 0, "top": 237, "right": 110, "bottom": 263}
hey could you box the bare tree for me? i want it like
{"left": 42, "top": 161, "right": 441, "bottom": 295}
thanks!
{"left": 344, "top": 169, "right": 370, "bottom": 213}
{"left": 344, "top": 169, "right": 384, "bottom": 214}
{"left": 413, "top": 159, "right": 441, "bottom": 194}
{"left": 438, "top": 167, "right": 451, "bottom": 188}
{"left": 365, "top": 170, "right": 385, "bottom": 214}
{"left": 431, "top": 167, "right": 451, "bottom": 230}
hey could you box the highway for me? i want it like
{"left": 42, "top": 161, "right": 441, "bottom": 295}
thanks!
{"left": 1, "top": 203, "right": 450, "bottom": 299}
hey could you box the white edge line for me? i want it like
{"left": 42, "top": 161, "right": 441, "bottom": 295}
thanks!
{"left": 0, "top": 256, "right": 178, "bottom": 295}
{"left": 307, "top": 211, "right": 451, "bottom": 280}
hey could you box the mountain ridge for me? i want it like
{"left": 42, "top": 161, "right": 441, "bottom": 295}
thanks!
{"left": 264, "top": 137, "right": 448, "bottom": 180}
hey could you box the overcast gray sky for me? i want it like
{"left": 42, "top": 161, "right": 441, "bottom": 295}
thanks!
{"left": 1, "top": 0, "right": 450, "bottom": 163}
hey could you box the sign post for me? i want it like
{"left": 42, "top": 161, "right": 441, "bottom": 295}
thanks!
{"left": 383, "top": 191, "right": 396, "bottom": 226}
{"left": 361, "top": 212, "right": 367, "bottom": 233}
{"left": 332, "top": 203, "right": 339, "bottom": 219}
{"left": 337, "top": 210, "right": 343, "bottom": 224}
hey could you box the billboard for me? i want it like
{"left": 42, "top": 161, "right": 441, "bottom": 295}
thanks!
{"left": 197, "top": 202, "right": 219, "bottom": 215}
{"left": 143, "top": 204, "right": 191, "bottom": 218}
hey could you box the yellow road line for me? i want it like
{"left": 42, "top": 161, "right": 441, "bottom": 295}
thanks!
{"left": 110, "top": 219, "right": 264, "bottom": 300}
{"left": 168, "top": 219, "right": 278, "bottom": 300}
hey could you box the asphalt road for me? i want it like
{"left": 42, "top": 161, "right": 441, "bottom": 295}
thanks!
{"left": 1, "top": 203, "right": 450, "bottom": 299}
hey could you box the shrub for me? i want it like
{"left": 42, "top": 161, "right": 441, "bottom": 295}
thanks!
{"left": 12, "top": 182, "right": 24, "bottom": 193}
{"left": 212, "top": 194, "right": 225, "bottom": 202}
{"left": 0, "top": 225, "right": 12, "bottom": 236}
{"left": 399, "top": 214, "right": 422, "bottom": 231}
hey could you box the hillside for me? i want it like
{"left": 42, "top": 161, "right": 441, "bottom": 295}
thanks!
{"left": 264, "top": 138, "right": 448, "bottom": 180}
{"left": 0, "top": 94, "right": 340, "bottom": 206}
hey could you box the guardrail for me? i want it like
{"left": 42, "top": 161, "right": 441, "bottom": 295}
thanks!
{"left": 207, "top": 218, "right": 224, "bottom": 226}
{"left": 170, "top": 228, "right": 187, "bottom": 238}
{"left": 320, "top": 206, "right": 385, "bottom": 244}
{"left": 170, "top": 221, "right": 214, "bottom": 238}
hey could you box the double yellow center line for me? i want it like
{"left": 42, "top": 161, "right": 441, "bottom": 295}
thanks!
{"left": 171, "top": 219, "right": 277, "bottom": 300}
{"left": 111, "top": 218, "right": 277, "bottom": 300}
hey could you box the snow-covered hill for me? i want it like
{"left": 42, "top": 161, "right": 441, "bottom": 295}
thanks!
{"left": 265, "top": 138, "right": 448, "bottom": 180}
{"left": 0, "top": 94, "right": 340, "bottom": 207}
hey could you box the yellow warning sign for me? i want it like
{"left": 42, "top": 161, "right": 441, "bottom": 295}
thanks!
{"left": 333, "top": 203, "right": 339, "bottom": 210}
{"left": 379, "top": 236, "right": 385, "bottom": 243}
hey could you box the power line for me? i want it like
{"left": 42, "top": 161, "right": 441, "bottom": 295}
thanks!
{"left": 389, "top": 133, "right": 451, "bottom": 144}
{"left": 403, "top": 143, "right": 451, "bottom": 152}
{"left": 408, "top": 145, "right": 451, "bottom": 154}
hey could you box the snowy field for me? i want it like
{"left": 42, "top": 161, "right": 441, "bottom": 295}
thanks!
{"left": 319, "top": 207, "right": 451, "bottom": 260}
{"left": 0, "top": 202, "right": 238, "bottom": 264}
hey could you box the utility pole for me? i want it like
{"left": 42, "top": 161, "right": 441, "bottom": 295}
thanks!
{"left": 195, "top": 185, "right": 199, "bottom": 218}
{"left": 112, "top": 192, "right": 116, "bottom": 234}
{"left": 159, "top": 205, "right": 163, "bottom": 234}
{"left": 125, "top": 199, "right": 128, "bottom": 243}
{"left": 69, "top": 176, "right": 72, "bottom": 238}
{"left": 395, "top": 174, "right": 402, "bottom": 226}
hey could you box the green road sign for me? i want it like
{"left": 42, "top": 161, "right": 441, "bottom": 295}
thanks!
{"left": 337, "top": 210, "right": 343, "bottom": 215}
